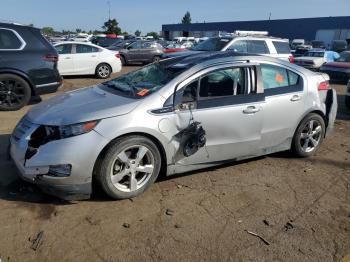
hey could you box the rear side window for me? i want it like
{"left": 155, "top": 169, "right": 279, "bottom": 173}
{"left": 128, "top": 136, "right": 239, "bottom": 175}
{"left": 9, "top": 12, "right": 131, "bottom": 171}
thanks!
{"left": 273, "top": 41, "right": 291, "bottom": 54}
{"left": 261, "top": 64, "right": 301, "bottom": 90}
{"left": 248, "top": 40, "right": 269, "bottom": 54}
{"left": 55, "top": 44, "right": 72, "bottom": 54}
{"left": 76, "top": 44, "right": 99, "bottom": 53}
{"left": 0, "top": 29, "right": 23, "bottom": 50}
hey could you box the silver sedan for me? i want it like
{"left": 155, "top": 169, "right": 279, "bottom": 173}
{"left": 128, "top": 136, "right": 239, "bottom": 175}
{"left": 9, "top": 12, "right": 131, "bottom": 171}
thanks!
{"left": 10, "top": 52, "right": 338, "bottom": 200}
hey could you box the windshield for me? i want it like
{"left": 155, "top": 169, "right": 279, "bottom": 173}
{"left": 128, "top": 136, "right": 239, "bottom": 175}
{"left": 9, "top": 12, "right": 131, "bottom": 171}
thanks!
{"left": 336, "top": 52, "right": 350, "bottom": 62}
{"left": 190, "top": 37, "right": 232, "bottom": 51}
{"left": 99, "top": 62, "right": 186, "bottom": 98}
{"left": 305, "top": 52, "right": 324, "bottom": 57}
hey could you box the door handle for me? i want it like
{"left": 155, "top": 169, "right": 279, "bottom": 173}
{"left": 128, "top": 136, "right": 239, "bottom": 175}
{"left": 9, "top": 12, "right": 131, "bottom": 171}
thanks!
{"left": 91, "top": 55, "right": 97, "bottom": 57}
{"left": 243, "top": 106, "right": 260, "bottom": 114}
{"left": 290, "top": 95, "right": 301, "bottom": 102}
{"left": 65, "top": 57, "right": 71, "bottom": 59}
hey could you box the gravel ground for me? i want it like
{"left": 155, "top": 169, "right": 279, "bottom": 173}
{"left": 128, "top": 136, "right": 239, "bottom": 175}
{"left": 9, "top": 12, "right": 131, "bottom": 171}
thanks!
{"left": 0, "top": 66, "right": 349, "bottom": 262}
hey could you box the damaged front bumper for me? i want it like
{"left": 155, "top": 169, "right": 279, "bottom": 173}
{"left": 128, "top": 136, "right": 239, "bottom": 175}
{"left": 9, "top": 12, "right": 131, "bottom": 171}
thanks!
{"left": 9, "top": 117, "right": 109, "bottom": 200}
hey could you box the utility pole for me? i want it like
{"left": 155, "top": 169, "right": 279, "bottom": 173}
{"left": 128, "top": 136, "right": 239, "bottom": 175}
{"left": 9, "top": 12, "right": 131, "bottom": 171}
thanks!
{"left": 107, "top": 1, "right": 111, "bottom": 20}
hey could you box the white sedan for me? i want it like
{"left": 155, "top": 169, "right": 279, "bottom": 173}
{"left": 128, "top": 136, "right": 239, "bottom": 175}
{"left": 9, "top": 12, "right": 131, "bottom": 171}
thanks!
{"left": 54, "top": 42, "right": 122, "bottom": 79}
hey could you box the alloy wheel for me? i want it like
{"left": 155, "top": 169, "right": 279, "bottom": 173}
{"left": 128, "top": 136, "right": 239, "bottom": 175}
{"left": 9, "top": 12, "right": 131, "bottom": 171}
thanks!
{"left": 299, "top": 119, "right": 322, "bottom": 153}
{"left": 110, "top": 145, "right": 155, "bottom": 192}
{"left": 98, "top": 65, "right": 110, "bottom": 78}
{"left": 0, "top": 78, "right": 27, "bottom": 109}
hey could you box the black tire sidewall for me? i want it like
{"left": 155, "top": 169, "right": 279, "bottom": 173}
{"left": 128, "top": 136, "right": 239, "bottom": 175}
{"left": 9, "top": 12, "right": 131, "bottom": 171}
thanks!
{"left": 120, "top": 56, "right": 126, "bottom": 66}
{"left": 0, "top": 74, "right": 31, "bottom": 111}
{"left": 96, "top": 64, "right": 111, "bottom": 79}
{"left": 97, "top": 136, "right": 161, "bottom": 199}
{"left": 292, "top": 113, "right": 325, "bottom": 157}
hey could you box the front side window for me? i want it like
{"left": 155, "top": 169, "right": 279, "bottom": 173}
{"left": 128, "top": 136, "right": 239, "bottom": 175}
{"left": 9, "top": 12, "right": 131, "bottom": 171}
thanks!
{"left": 190, "top": 37, "right": 232, "bottom": 51}
{"left": 55, "top": 44, "right": 72, "bottom": 54}
{"left": 248, "top": 40, "right": 269, "bottom": 54}
{"left": 199, "top": 68, "right": 246, "bottom": 98}
{"left": 75, "top": 44, "right": 99, "bottom": 53}
{"left": 0, "top": 29, "right": 23, "bottom": 49}
{"left": 261, "top": 64, "right": 301, "bottom": 90}
{"left": 128, "top": 41, "right": 142, "bottom": 49}
{"left": 227, "top": 40, "right": 247, "bottom": 53}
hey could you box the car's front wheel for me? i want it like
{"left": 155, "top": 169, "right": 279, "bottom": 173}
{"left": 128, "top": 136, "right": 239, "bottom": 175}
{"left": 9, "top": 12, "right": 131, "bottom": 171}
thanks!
{"left": 95, "top": 63, "right": 111, "bottom": 79}
{"left": 96, "top": 136, "right": 161, "bottom": 199}
{"left": 292, "top": 113, "right": 325, "bottom": 157}
{"left": 0, "top": 74, "right": 31, "bottom": 111}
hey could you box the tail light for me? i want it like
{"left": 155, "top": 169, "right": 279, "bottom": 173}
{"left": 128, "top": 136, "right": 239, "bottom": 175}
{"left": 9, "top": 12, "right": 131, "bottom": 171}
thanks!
{"left": 115, "top": 53, "right": 121, "bottom": 59}
{"left": 288, "top": 55, "right": 295, "bottom": 63}
{"left": 42, "top": 54, "right": 59, "bottom": 62}
{"left": 318, "top": 81, "right": 330, "bottom": 91}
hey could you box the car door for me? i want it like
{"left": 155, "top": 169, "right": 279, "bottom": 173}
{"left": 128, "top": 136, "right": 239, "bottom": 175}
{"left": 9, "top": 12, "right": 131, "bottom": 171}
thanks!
{"left": 258, "top": 63, "right": 306, "bottom": 151}
{"left": 73, "top": 44, "right": 100, "bottom": 74}
{"left": 55, "top": 44, "right": 74, "bottom": 75}
{"left": 172, "top": 64, "right": 265, "bottom": 165}
{"left": 124, "top": 41, "right": 142, "bottom": 62}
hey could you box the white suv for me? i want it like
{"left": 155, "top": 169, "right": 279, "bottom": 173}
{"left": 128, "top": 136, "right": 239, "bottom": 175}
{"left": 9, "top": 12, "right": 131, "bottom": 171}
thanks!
{"left": 164, "top": 32, "right": 293, "bottom": 62}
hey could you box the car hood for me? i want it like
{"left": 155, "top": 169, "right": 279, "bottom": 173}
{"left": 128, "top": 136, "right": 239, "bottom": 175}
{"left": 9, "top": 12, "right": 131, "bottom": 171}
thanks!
{"left": 323, "top": 62, "right": 350, "bottom": 69}
{"left": 26, "top": 86, "right": 140, "bottom": 126}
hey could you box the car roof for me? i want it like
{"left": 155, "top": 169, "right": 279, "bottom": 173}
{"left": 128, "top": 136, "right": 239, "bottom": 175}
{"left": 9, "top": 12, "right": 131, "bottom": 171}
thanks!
{"left": 54, "top": 41, "right": 103, "bottom": 49}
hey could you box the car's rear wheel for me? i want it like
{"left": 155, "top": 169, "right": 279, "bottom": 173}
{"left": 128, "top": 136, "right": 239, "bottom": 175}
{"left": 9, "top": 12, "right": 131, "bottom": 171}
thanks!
{"left": 0, "top": 74, "right": 31, "bottom": 111}
{"left": 292, "top": 113, "right": 325, "bottom": 157}
{"left": 95, "top": 63, "right": 111, "bottom": 79}
{"left": 96, "top": 136, "right": 161, "bottom": 199}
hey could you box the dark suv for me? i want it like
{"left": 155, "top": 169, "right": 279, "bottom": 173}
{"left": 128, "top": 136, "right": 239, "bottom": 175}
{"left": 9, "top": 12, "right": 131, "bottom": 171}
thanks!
{"left": 0, "top": 23, "right": 62, "bottom": 110}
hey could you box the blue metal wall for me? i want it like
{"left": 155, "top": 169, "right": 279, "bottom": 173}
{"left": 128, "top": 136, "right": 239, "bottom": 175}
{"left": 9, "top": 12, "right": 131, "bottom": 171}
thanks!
{"left": 162, "top": 16, "right": 350, "bottom": 40}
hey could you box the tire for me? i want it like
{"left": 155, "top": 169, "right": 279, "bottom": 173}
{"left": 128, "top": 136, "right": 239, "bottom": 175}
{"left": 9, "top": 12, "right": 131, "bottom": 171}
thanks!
{"left": 291, "top": 113, "right": 325, "bottom": 157}
{"left": 96, "top": 135, "right": 162, "bottom": 199}
{"left": 0, "top": 74, "right": 31, "bottom": 111}
{"left": 120, "top": 56, "right": 127, "bottom": 66}
{"left": 345, "top": 95, "right": 350, "bottom": 109}
{"left": 95, "top": 63, "right": 111, "bottom": 79}
{"left": 153, "top": 56, "right": 160, "bottom": 63}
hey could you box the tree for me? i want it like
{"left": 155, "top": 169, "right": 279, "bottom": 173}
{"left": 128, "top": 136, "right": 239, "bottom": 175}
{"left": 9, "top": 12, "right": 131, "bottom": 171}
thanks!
{"left": 181, "top": 11, "right": 192, "bottom": 24}
{"left": 135, "top": 30, "right": 141, "bottom": 37}
{"left": 41, "top": 27, "right": 54, "bottom": 35}
{"left": 102, "top": 19, "right": 122, "bottom": 35}
{"left": 146, "top": 32, "right": 160, "bottom": 40}
{"left": 76, "top": 28, "right": 82, "bottom": 33}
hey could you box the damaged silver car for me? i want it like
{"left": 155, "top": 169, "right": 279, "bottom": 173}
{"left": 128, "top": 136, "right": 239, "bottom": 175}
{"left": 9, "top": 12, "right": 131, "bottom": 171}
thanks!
{"left": 10, "top": 52, "right": 338, "bottom": 200}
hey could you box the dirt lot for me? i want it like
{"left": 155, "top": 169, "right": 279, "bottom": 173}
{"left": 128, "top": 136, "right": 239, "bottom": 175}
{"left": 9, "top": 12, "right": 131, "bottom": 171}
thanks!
{"left": 0, "top": 67, "right": 349, "bottom": 262}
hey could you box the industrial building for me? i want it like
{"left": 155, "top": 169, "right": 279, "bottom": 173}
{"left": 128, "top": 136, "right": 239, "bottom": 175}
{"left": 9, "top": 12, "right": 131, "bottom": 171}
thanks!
{"left": 162, "top": 16, "right": 350, "bottom": 46}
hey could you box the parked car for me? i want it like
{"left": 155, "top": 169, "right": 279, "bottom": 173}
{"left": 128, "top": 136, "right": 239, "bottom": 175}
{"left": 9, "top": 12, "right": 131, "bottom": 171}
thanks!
{"left": 311, "top": 40, "right": 325, "bottom": 49}
{"left": 346, "top": 79, "right": 350, "bottom": 109}
{"left": 164, "top": 43, "right": 187, "bottom": 54}
{"left": 320, "top": 51, "right": 350, "bottom": 82}
{"left": 294, "top": 49, "right": 339, "bottom": 71}
{"left": 0, "top": 23, "right": 62, "bottom": 111}
{"left": 119, "top": 41, "right": 164, "bottom": 65}
{"left": 292, "top": 45, "right": 312, "bottom": 57}
{"left": 54, "top": 42, "right": 122, "bottom": 78}
{"left": 9, "top": 52, "right": 337, "bottom": 200}
{"left": 291, "top": 39, "right": 305, "bottom": 50}
{"left": 91, "top": 36, "right": 122, "bottom": 47}
{"left": 331, "top": 40, "right": 348, "bottom": 53}
{"left": 163, "top": 34, "right": 293, "bottom": 61}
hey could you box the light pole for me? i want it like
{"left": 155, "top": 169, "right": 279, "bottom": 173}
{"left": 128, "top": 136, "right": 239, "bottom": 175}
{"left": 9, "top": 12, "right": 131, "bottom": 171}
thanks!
{"left": 107, "top": 1, "right": 111, "bottom": 20}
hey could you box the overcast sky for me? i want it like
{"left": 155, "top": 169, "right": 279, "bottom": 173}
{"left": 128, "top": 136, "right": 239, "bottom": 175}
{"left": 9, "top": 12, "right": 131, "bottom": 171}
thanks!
{"left": 1, "top": 0, "right": 349, "bottom": 34}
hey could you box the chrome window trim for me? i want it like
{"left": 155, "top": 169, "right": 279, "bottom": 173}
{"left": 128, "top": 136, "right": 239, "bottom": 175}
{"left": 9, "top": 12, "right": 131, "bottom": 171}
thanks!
{"left": 0, "top": 27, "right": 26, "bottom": 51}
